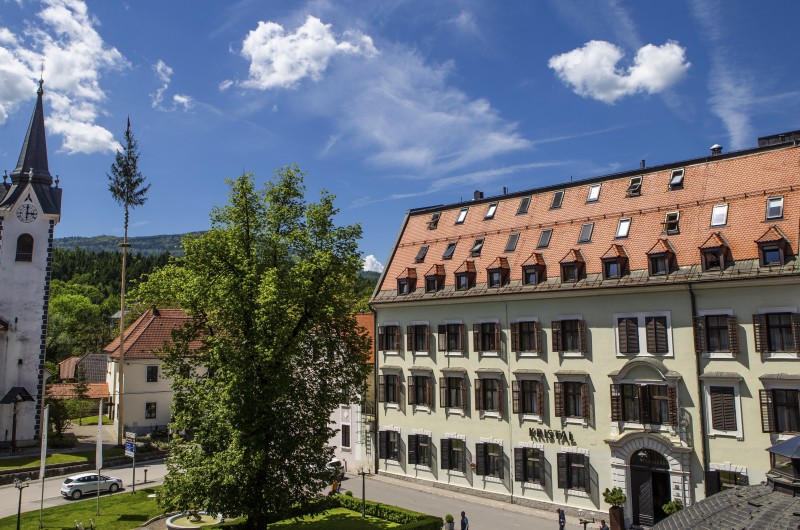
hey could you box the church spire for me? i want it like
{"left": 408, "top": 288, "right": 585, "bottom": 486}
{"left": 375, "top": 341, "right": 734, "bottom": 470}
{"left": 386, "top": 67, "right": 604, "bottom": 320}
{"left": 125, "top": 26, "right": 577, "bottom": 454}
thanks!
{"left": 10, "top": 79, "right": 51, "bottom": 185}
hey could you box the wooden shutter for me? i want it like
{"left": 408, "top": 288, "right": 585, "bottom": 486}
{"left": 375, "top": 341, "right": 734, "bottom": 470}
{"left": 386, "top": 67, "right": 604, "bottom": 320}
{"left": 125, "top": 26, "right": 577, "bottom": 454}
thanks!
{"left": 581, "top": 383, "right": 590, "bottom": 420}
{"left": 618, "top": 318, "right": 631, "bottom": 354}
{"left": 426, "top": 377, "right": 434, "bottom": 407}
{"left": 578, "top": 320, "right": 588, "bottom": 353}
{"left": 668, "top": 385, "right": 678, "bottom": 426}
{"left": 556, "top": 453, "right": 568, "bottom": 488}
{"left": 534, "top": 322, "right": 543, "bottom": 353}
{"left": 498, "top": 379, "right": 505, "bottom": 413}
{"left": 710, "top": 386, "right": 736, "bottom": 431}
{"left": 475, "top": 379, "right": 484, "bottom": 411}
{"left": 512, "top": 381, "right": 521, "bottom": 414}
{"left": 760, "top": 389, "right": 775, "bottom": 432}
{"left": 752, "top": 314, "right": 768, "bottom": 353}
{"left": 408, "top": 434, "right": 417, "bottom": 465}
{"left": 646, "top": 316, "right": 668, "bottom": 353}
{"left": 536, "top": 381, "right": 544, "bottom": 416}
{"left": 473, "top": 324, "right": 482, "bottom": 352}
{"left": 439, "top": 377, "right": 447, "bottom": 408}
{"left": 475, "top": 443, "right": 486, "bottom": 475}
{"left": 394, "top": 327, "right": 402, "bottom": 352}
{"left": 440, "top": 438, "right": 451, "bottom": 470}
{"left": 510, "top": 322, "right": 519, "bottom": 352}
{"left": 457, "top": 324, "right": 466, "bottom": 351}
{"left": 537, "top": 449, "right": 546, "bottom": 486}
{"left": 610, "top": 384, "right": 622, "bottom": 421}
{"left": 460, "top": 378, "right": 467, "bottom": 412}
{"left": 705, "top": 470, "right": 721, "bottom": 497}
{"left": 727, "top": 316, "right": 739, "bottom": 354}
{"left": 407, "top": 377, "right": 416, "bottom": 405}
{"left": 646, "top": 317, "right": 656, "bottom": 352}
{"left": 552, "top": 320, "right": 562, "bottom": 352}
{"left": 582, "top": 453, "right": 591, "bottom": 492}
{"left": 493, "top": 325, "right": 502, "bottom": 353}
{"left": 639, "top": 385, "right": 652, "bottom": 424}
{"left": 792, "top": 314, "right": 800, "bottom": 352}
{"left": 422, "top": 325, "right": 430, "bottom": 352}
{"left": 438, "top": 324, "right": 447, "bottom": 351}
{"left": 554, "top": 381, "right": 564, "bottom": 417}
{"left": 497, "top": 448, "right": 505, "bottom": 479}
{"left": 406, "top": 326, "right": 415, "bottom": 352}
{"left": 693, "top": 316, "right": 707, "bottom": 353}
{"left": 379, "top": 431, "right": 387, "bottom": 459}
{"left": 395, "top": 377, "right": 401, "bottom": 405}
{"left": 378, "top": 326, "right": 386, "bottom": 351}
{"left": 379, "top": 375, "right": 386, "bottom": 402}
{"left": 514, "top": 448, "right": 525, "bottom": 482}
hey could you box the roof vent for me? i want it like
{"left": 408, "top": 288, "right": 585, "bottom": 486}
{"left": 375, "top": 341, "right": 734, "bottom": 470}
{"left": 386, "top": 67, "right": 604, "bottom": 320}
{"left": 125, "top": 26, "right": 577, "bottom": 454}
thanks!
{"left": 473, "top": 190, "right": 484, "bottom": 200}
{"left": 710, "top": 144, "right": 723, "bottom": 156}
{"left": 640, "top": 160, "right": 646, "bottom": 169}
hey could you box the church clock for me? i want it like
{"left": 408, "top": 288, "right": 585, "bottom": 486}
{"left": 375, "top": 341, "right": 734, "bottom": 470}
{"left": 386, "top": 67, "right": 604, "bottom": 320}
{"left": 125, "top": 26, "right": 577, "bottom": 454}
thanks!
{"left": 16, "top": 203, "right": 38, "bottom": 223}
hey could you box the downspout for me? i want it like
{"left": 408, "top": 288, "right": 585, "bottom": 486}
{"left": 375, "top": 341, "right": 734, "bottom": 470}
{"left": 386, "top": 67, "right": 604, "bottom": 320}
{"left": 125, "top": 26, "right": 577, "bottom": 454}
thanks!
{"left": 372, "top": 306, "right": 379, "bottom": 475}
{"left": 505, "top": 301, "right": 515, "bottom": 504}
{"left": 688, "top": 283, "right": 708, "bottom": 502}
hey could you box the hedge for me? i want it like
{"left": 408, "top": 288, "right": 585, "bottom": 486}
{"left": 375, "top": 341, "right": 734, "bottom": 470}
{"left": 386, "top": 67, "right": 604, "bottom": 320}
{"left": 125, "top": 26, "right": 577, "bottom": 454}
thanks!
{"left": 333, "top": 494, "right": 442, "bottom": 529}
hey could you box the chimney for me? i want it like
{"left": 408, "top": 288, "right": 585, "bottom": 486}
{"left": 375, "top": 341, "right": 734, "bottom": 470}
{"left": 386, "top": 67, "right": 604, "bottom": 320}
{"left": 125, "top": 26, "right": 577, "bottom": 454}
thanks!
{"left": 710, "top": 144, "right": 723, "bottom": 156}
{"left": 152, "top": 306, "right": 160, "bottom": 317}
{"left": 640, "top": 160, "right": 646, "bottom": 169}
{"left": 473, "top": 190, "right": 484, "bottom": 200}
{"left": 502, "top": 186, "right": 508, "bottom": 195}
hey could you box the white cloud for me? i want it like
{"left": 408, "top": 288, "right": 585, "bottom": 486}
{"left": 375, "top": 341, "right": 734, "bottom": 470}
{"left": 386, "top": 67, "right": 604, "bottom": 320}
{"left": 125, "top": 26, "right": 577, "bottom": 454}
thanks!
{"left": 218, "top": 79, "right": 234, "bottom": 91}
{"left": 0, "top": 0, "right": 127, "bottom": 154}
{"left": 150, "top": 59, "right": 192, "bottom": 112}
{"left": 239, "top": 15, "right": 378, "bottom": 90}
{"left": 0, "top": 27, "right": 15, "bottom": 44}
{"left": 448, "top": 11, "right": 478, "bottom": 35}
{"left": 173, "top": 94, "right": 193, "bottom": 110}
{"left": 362, "top": 255, "right": 384, "bottom": 273}
{"left": 548, "top": 40, "right": 690, "bottom": 104}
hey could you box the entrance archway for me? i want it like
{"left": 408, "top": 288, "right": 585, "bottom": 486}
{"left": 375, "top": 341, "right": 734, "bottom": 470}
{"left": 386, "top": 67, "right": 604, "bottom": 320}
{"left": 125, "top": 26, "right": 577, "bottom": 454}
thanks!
{"left": 630, "top": 449, "right": 670, "bottom": 526}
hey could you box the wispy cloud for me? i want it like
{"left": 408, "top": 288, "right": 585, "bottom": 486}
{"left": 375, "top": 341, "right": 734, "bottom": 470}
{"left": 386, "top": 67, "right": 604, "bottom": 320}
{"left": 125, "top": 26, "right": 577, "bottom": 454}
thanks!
{"left": 151, "top": 59, "right": 193, "bottom": 111}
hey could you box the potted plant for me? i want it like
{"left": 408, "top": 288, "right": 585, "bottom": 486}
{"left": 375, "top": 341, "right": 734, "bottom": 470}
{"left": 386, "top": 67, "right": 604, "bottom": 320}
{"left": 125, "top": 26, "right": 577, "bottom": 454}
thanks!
{"left": 602, "top": 487, "right": 627, "bottom": 530}
{"left": 444, "top": 514, "right": 455, "bottom": 530}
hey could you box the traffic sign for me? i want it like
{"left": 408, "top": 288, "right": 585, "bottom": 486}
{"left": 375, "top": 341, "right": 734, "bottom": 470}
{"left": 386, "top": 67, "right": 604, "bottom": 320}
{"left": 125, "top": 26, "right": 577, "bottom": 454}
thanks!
{"left": 125, "top": 432, "right": 136, "bottom": 457}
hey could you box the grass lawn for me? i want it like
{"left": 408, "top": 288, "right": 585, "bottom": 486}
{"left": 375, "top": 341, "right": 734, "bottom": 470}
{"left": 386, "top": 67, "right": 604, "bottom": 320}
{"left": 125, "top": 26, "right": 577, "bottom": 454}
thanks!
{"left": 267, "top": 508, "right": 399, "bottom": 529}
{"left": 0, "top": 488, "right": 161, "bottom": 530}
{"left": 0, "top": 447, "right": 125, "bottom": 472}
{"left": 76, "top": 415, "right": 113, "bottom": 426}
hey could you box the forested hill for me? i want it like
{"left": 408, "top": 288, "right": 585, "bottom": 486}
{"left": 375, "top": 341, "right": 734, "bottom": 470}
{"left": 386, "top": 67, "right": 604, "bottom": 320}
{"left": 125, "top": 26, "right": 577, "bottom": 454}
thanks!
{"left": 54, "top": 233, "right": 199, "bottom": 256}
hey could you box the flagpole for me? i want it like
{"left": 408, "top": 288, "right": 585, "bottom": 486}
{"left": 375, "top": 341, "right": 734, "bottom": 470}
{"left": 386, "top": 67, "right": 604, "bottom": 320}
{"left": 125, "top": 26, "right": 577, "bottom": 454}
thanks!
{"left": 39, "top": 405, "right": 49, "bottom": 529}
{"left": 96, "top": 399, "right": 103, "bottom": 516}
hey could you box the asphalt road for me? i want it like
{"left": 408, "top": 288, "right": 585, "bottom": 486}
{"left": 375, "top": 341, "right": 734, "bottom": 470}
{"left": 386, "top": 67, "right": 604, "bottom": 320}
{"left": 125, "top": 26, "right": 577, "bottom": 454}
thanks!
{"left": 0, "top": 460, "right": 168, "bottom": 520}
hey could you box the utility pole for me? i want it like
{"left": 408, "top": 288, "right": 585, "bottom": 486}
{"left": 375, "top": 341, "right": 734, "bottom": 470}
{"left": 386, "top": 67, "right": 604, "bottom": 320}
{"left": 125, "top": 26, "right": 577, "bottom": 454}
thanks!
{"left": 116, "top": 238, "right": 129, "bottom": 447}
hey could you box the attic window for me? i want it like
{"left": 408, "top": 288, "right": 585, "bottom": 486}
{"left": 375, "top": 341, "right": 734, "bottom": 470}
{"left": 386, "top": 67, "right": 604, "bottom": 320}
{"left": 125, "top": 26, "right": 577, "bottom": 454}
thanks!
{"left": 587, "top": 184, "right": 601, "bottom": 203}
{"left": 663, "top": 212, "right": 680, "bottom": 234}
{"left": 766, "top": 196, "right": 784, "bottom": 220}
{"left": 550, "top": 190, "right": 564, "bottom": 209}
{"left": 517, "top": 196, "right": 531, "bottom": 214}
{"left": 428, "top": 212, "right": 441, "bottom": 230}
{"left": 561, "top": 263, "right": 579, "bottom": 283}
{"left": 485, "top": 203, "right": 498, "bottom": 219}
{"left": 578, "top": 223, "right": 594, "bottom": 243}
{"left": 415, "top": 246, "right": 429, "bottom": 263}
{"left": 603, "top": 259, "right": 622, "bottom": 279}
{"left": 759, "top": 242, "right": 786, "bottom": 267}
{"left": 702, "top": 248, "right": 725, "bottom": 272}
{"left": 626, "top": 176, "right": 642, "bottom": 197}
{"left": 710, "top": 204, "right": 728, "bottom": 227}
{"left": 470, "top": 238, "right": 484, "bottom": 257}
{"left": 456, "top": 208, "right": 468, "bottom": 224}
{"left": 455, "top": 273, "right": 473, "bottom": 291}
{"left": 488, "top": 269, "right": 505, "bottom": 288}
{"left": 649, "top": 255, "right": 670, "bottom": 276}
{"left": 616, "top": 218, "right": 631, "bottom": 239}
{"left": 523, "top": 266, "right": 542, "bottom": 285}
{"left": 668, "top": 169, "right": 684, "bottom": 190}
{"left": 443, "top": 242, "right": 457, "bottom": 260}
{"left": 505, "top": 233, "right": 520, "bottom": 252}
{"left": 537, "top": 229, "right": 553, "bottom": 249}
{"left": 397, "top": 278, "right": 414, "bottom": 295}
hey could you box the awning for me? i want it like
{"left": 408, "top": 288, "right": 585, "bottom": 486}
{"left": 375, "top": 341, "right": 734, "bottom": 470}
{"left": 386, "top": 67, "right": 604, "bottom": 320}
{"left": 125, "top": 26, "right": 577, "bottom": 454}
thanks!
{"left": 767, "top": 435, "right": 800, "bottom": 459}
{"left": 440, "top": 367, "right": 467, "bottom": 373}
{"left": 0, "top": 387, "right": 34, "bottom": 404}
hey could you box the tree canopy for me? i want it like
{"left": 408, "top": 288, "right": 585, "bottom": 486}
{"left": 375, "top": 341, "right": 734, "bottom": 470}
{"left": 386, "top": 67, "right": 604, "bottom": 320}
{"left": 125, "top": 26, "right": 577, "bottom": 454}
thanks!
{"left": 148, "top": 167, "right": 371, "bottom": 528}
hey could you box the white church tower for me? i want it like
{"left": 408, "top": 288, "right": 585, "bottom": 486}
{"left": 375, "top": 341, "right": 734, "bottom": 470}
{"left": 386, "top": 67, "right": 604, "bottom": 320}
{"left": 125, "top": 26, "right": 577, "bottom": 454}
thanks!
{"left": 0, "top": 80, "right": 61, "bottom": 449}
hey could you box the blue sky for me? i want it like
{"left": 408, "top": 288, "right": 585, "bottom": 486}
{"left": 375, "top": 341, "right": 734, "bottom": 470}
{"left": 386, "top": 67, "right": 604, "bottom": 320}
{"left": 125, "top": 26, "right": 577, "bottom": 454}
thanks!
{"left": 1, "top": 0, "right": 799, "bottom": 272}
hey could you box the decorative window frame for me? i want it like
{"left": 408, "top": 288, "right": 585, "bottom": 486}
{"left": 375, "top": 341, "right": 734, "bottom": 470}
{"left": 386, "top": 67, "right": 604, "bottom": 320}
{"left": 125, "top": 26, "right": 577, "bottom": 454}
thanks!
{"left": 554, "top": 371, "right": 590, "bottom": 425}
{"left": 702, "top": 375, "right": 744, "bottom": 440}
{"left": 512, "top": 317, "right": 541, "bottom": 358}
{"left": 697, "top": 309, "right": 735, "bottom": 359}
{"left": 475, "top": 371, "right": 505, "bottom": 420}
{"left": 380, "top": 426, "right": 402, "bottom": 462}
{"left": 474, "top": 318, "right": 501, "bottom": 357}
{"left": 443, "top": 432, "right": 468, "bottom": 476}
{"left": 553, "top": 314, "right": 586, "bottom": 358}
{"left": 513, "top": 370, "right": 545, "bottom": 422}
{"left": 758, "top": 376, "right": 800, "bottom": 441}
{"left": 378, "top": 366, "right": 403, "bottom": 410}
{"left": 757, "top": 306, "right": 799, "bottom": 360}
{"left": 439, "top": 319, "right": 465, "bottom": 357}
{"left": 558, "top": 447, "right": 591, "bottom": 497}
{"left": 378, "top": 321, "right": 401, "bottom": 355}
{"left": 410, "top": 428, "right": 433, "bottom": 469}
{"left": 407, "top": 321, "right": 431, "bottom": 357}
{"left": 613, "top": 311, "right": 674, "bottom": 358}
{"left": 478, "top": 437, "right": 505, "bottom": 483}
{"left": 516, "top": 441, "right": 546, "bottom": 490}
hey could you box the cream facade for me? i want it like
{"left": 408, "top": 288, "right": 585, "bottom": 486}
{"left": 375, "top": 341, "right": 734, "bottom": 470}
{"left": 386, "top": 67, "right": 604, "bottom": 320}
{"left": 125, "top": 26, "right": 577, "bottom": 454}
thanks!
{"left": 107, "top": 357, "right": 173, "bottom": 435}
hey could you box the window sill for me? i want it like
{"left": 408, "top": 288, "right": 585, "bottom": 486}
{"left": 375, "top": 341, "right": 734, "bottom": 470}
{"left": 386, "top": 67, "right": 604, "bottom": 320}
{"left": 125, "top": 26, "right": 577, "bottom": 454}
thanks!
{"left": 560, "top": 351, "right": 585, "bottom": 359}
{"left": 384, "top": 403, "right": 400, "bottom": 410}
{"left": 479, "top": 351, "right": 500, "bottom": 358}
{"left": 414, "top": 405, "right": 432, "bottom": 414}
{"left": 564, "top": 417, "right": 587, "bottom": 426}
{"left": 517, "top": 352, "right": 540, "bottom": 358}
{"left": 703, "top": 351, "right": 736, "bottom": 359}
{"left": 484, "top": 475, "right": 503, "bottom": 484}
{"left": 523, "top": 481, "right": 544, "bottom": 491}
{"left": 521, "top": 414, "right": 543, "bottom": 423}
{"left": 447, "top": 408, "right": 466, "bottom": 417}
{"left": 776, "top": 432, "right": 800, "bottom": 442}
{"left": 412, "top": 351, "right": 431, "bottom": 357}
{"left": 448, "top": 469, "right": 466, "bottom": 478}
{"left": 341, "top": 447, "right": 352, "bottom": 453}
{"left": 566, "top": 488, "right": 589, "bottom": 498}
{"left": 480, "top": 411, "right": 502, "bottom": 420}
{"left": 708, "top": 430, "right": 744, "bottom": 441}
{"left": 382, "top": 351, "right": 400, "bottom": 356}
{"left": 414, "top": 464, "right": 432, "bottom": 471}
{"left": 444, "top": 352, "right": 465, "bottom": 357}
{"left": 762, "top": 351, "right": 800, "bottom": 360}
{"left": 616, "top": 351, "right": 673, "bottom": 359}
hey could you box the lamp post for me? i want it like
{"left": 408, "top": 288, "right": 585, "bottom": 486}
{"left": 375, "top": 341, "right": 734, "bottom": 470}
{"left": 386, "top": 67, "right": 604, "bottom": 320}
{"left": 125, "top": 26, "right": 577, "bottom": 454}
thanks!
{"left": 15, "top": 475, "right": 31, "bottom": 530}
{"left": 357, "top": 466, "right": 371, "bottom": 518}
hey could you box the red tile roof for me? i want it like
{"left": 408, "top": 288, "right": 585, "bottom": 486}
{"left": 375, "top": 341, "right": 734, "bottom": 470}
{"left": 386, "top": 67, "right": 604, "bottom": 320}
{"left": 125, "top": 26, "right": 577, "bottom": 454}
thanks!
{"left": 601, "top": 244, "right": 628, "bottom": 260}
{"left": 353, "top": 313, "right": 375, "bottom": 364}
{"left": 58, "top": 356, "right": 81, "bottom": 379}
{"left": 47, "top": 383, "right": 109, "bottom": 400}
{"left": 103, "top": 308, "right": 201, "bottom": 360}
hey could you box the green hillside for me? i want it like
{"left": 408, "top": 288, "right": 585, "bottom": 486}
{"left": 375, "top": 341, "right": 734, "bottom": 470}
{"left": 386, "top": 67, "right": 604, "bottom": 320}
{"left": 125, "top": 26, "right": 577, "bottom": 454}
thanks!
{"left": 54, "top": 233, "right": 201, "bottom": 256}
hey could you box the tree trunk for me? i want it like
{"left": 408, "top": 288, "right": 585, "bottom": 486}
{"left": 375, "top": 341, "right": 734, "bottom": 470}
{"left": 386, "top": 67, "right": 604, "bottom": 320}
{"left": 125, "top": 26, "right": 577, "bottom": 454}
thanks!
{"left": 609, "top": 505, "right": 625, "bottom": 530}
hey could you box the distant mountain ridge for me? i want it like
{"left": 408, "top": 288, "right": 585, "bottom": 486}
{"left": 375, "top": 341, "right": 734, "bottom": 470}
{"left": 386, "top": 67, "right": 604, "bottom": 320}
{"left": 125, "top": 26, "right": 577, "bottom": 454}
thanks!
{"left": 54, "top": 233, "right": 201, "bottom": 256}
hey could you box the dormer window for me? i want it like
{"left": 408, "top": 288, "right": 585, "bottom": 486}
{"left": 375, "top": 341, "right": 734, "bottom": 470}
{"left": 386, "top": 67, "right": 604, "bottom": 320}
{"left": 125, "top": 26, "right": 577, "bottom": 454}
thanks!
{"left": 454, "top": 260, "right": 476, "bottom": 291}
{"left": 586, "top": 184, "right": 601, "bottom": 203}
{"left": 700, "top": 233, "right": 730, "bottom": 272}
{"left": 550, "top": 190, "right": 564, "bottom": 209}
{"left": 15, "top": 234, "right": 33, "bottom": 262}
{"left": 626, "top": 176, "right": 642, "bottom": 197}
{"left": 517, "top": 196, "right": 531, "bottom": 214}
{"left": 668, "top": 168, "right": 684, "bottom": 190}
{"left": 455, "top": 208, "right": 468, "bottom": 224}
{"left": 415, "top": 246, "right": 429, "bottom": 263}
{"left": 761, "top": 246, "right": 783, "bottom": 266}
{"left": 559, "top": 250, "right": 585, "bottom": 284}
{"left": 443, "top": 242, "right": 457, "bottom": 260}
{"left": 424, "top": 264, "right": 445, "bottom": 293}
{"left": 702, "top": 249, "right": 723, "bottom": 271}
{"left": 485, "top": 203, "right": 497, "bottom": 219}
{"left": 562, "top": 264, "right": 578, "bottom": 283}
{"left": 425, "top": 276, "right": 439, "bottom": 292}
{"left": 578, "top": 222, "right": 594, "bottom": 243}
{"left": 455, "top": 273, "right": 471, "bottom": 290}
{"left": 602, "top": 244, "right": 628, "bottom": 280}
{"left": 522, "top": 252, "right": 546, "bottom": 286}
{"left": 486, "top": 257, "right": 510, "bottom": 288}
{"left": 537, "top": 229, "right": 553, "bottom": 249}
{"left": 523, "top": 267, "right": 540, "bottom": 285}
{"left": 396, "top": 268, "right": 417, "bottom": 295}
{"left": 756, "top": 226, "right": 790, "bottom": 267}
{"left": 650, "top": 255, "right": 669, "bottom": 276}
{"left": 505, "top": 233, "right": 520, "bottom": 252}
{"left": 604, "top": 260, "right": 621, "bottom": 279}
{"left": 428, "top": 212, "right": 441, "bottom": 230}
{"left": 470, "top": 238, "right": 484, "bottom": 257}
{"left": 397, "top": 278, "right": 412, "bottom": 295}
{"left": 647, "top": 239, "right": 674, "bottom": 277}
{"left": 766, "top": 196, "right": 784, "bottom": 220}
{"left": 663, "top": 212, "right": 680, "bottom": 234}
{"left": 488, "top": 270, "right": 502, "bottom": 288}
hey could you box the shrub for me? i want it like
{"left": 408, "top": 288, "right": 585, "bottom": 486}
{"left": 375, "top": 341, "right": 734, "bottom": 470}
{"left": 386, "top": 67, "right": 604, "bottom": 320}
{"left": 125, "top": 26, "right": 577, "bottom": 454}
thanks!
{"left": 344, "top": 490, "right": 353, "bottom": 496}
{"left": 662, "top": 499, "right": 683, "bottom": 515}
{"left": 445, "top": 513, "right": 454, "bottom": 522}
{"left": 603, "top": 487, "right": 627, "bottom": 507}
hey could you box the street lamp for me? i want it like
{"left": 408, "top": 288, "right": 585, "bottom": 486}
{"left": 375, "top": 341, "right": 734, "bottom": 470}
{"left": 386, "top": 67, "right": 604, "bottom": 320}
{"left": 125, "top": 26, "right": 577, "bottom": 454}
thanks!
{"left": 357, "top": 466, "right": 371, "bottom": 518}
{"left": 15, "top": 475, "right": 31, "bottom": 530}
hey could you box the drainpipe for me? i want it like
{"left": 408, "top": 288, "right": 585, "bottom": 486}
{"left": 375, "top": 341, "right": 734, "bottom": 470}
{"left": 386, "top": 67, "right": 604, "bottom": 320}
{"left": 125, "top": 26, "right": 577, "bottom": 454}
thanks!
{"left": 688, "top": 283, "right": 708, "bottom": 502}
{"left": 505, "top": 301, "right": 515, "bottom": 504}
{"left": 371, "top": 306, "right": 380, "bottom": 475}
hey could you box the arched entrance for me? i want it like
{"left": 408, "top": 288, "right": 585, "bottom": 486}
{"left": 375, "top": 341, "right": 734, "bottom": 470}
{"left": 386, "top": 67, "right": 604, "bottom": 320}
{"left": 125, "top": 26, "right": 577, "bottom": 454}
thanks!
{"left": 630, "top": 449, "right": 671, "bottom": 526}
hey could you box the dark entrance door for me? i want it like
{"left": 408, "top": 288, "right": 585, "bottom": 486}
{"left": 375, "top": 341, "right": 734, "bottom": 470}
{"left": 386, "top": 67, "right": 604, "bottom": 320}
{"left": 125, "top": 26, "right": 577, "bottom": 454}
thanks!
{"left": 630, "top": 449, "right": 671, "bottom": 526}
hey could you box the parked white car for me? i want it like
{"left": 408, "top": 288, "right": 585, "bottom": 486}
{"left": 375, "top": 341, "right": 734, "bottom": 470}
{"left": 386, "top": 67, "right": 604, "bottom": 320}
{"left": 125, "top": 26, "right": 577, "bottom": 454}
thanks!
{"left": 60, "top": 473, "right": 123, "bottom": 500}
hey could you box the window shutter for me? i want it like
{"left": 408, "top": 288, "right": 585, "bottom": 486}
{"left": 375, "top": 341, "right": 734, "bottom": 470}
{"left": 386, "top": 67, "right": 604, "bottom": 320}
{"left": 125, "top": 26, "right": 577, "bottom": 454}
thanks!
{"left": 710, "top": 386, "right": 736, "bottom": 431}
{"left": 534, "top": 322, "right": 543, "bottom": 353}
{"left": 379, "top": 375, "right": 386, "bottom": 403}
{"left": 760, "top": 389, "right": 775, "bottom": 432}
{"left": 395, "top": 377, "right": 401, "bottom": 405}
{"left": 511, "top": 322, "right": 519, "bottom": 352}
{"left": 792, "top": 314, "right": 800, "bottom": 353}
{"left": 408, "top": 377, "right": 416, "bottom": 406}
{"left": 646, "top": 317, "right": 656, "bottom": 352}
{"left": 512, "top": 380, "right": 521, "bottom": 414}
{"left": 610, "top": 384, "right": 622, "bottom": 421}
{"left": 473, "top": 324, "right": 482, "bottom": 352}
{"left": 460, "top": 378, "right": 467, "bottom": 412}
{"left": 378, "top": 326, "right": 386, "bottom": 351}
{"left": 457, "top": 324, "right": 466, "bottom": 351}
{"left": 394, "top": 327, "right": 403, "bottom": 352}
{"left": 514, "top": 448, "right": 525, "bottom": 482}
{"left": 552, "top": 320, "right": 562, "bottom": 352}
{"left": 537, "top": 449, "right": 546, "bottom": 486}
{"left": 556, "top": 453, "right": 568, "bottom": 488}
{"left": 668, "top": 385, "right": 678, "bottom": 426}
{"left": 408, "top": 435, "right": 417, "bottom": 465}
{"left": 639, "top": 385, "right": 652, "bottom": 424}
{"left": 406, "top": 326, "right": 415, "bottom": 352}
{"left": 578, "top": 320, "right": 588, "bottom": 353}
{"left": 438, "top": 325, "right": 447, "bottom": 351}
{"left": 497, "top": 448, "right": 505, "bottom": 479}
{"left": 727, "top": 316, "right": 739, "bottom": 354}
{"left": 475, "top": 443, "right": 486, "bottom": 476}
{"left": 705, "top": 470, "right": 721, "bottom": 497}
{"left": 426, "top": 377, "right": 434, "bottom": 407}
{"left": 693, "top": 316, "right": 707, "bottom": 353}
{"left": 475, "top": 379, "right": 484, "bottom": 411}
{"left": 422, "top": 325, "right": 430, "bottom": 352}
{"left": 441, "top": 438, "right": 451, "bottom": 470}
{"left": 498, "top": 379, "right": 505, "bottom": 414}
{"left": 581, "top": 383, "right": 590, "bottom": 420}
{"left": 379, "top": 431, "right": 388, "bottom": 459}
{"left": 536, "top": 381, "right": 544, "bottom": 416}
{"left": 554, "top": 381, "right": 564, "bottom": 417}
{"left": 656, "top": 318, "right": 668, "bottom": 353}
{"left": 582, "top": 453, "right": 591, "bottom": 492}
{"left": 752, "top": 314, "right": 768, "bottom": 353}
{"left": 618, "top": 318, "right": 629, "bottom": 354}
{"left": 440, "top": 377, "right": 447, "bottom": 408}
{"left": 494, "top": 325, "right": 502, "bottom": 354}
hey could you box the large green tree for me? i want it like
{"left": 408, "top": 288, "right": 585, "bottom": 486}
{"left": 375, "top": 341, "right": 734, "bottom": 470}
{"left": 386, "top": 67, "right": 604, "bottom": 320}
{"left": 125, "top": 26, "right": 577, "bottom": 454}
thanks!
{"left": 148, "top": 167, "right": 370, "bottom": 528}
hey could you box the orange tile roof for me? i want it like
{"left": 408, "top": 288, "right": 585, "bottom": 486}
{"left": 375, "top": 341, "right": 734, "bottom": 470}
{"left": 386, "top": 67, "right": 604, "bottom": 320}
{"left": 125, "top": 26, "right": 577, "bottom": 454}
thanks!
{"left": 601, "top": 244, "right": 628, "bottom": 260}
{"left": 47, "top": 383, "right": 109, "bottom": 400}
{"left": 58, "top": 356, "right": 81, "bottom": 379}
{"left": 756, "top": 225, "right": 789, "bottom": 244}
{"left": 375, "top": 142, "right": 800, "bottom": 297}
{"left": 353, "top": 312, "right": 375, "bottom": 364}
{"left": 699, "top": 232, "right": 729, "bottom": 250}
{"left": 104, "top": 308, "right": 201, "bottom": 360}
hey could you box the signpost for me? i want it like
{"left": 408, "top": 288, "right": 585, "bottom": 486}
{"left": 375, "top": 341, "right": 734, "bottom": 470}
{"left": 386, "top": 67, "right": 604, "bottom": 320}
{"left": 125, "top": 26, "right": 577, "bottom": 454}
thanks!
{"left": 125, "top": 432, "right": 136, "bottom": 493}
{"left": 38, "top": 405, "right": 48, "bottom": 529}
